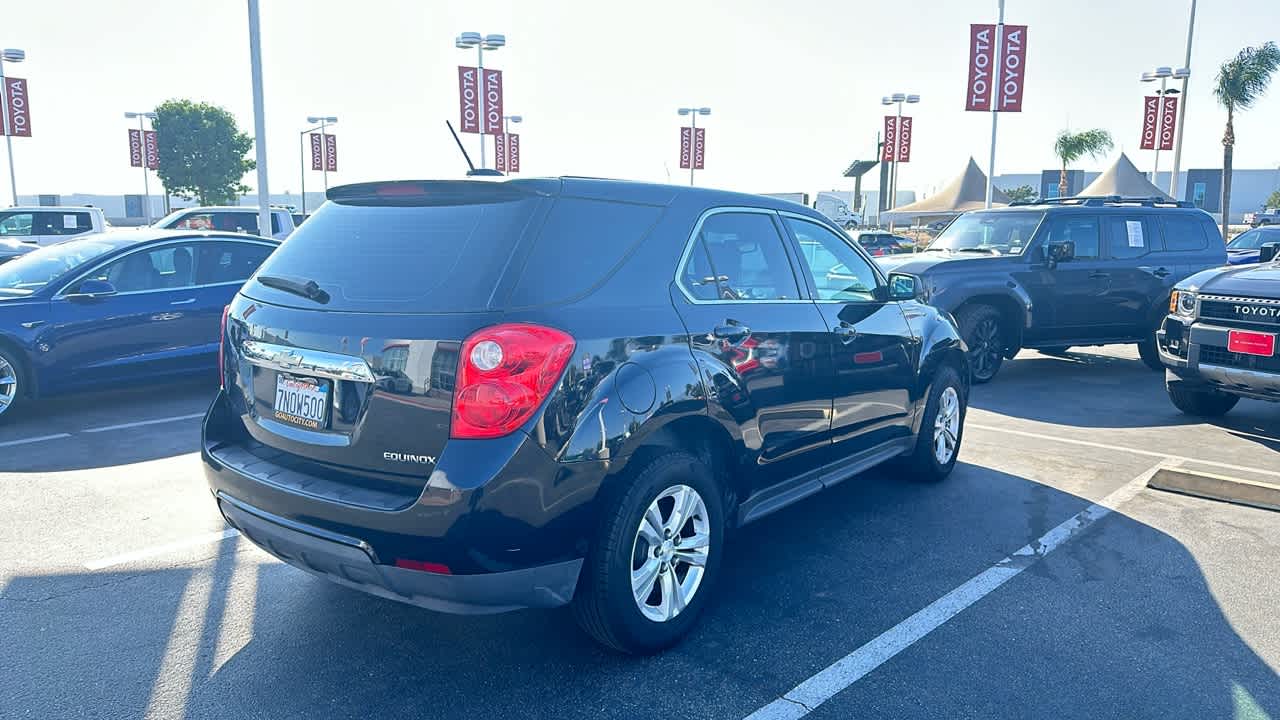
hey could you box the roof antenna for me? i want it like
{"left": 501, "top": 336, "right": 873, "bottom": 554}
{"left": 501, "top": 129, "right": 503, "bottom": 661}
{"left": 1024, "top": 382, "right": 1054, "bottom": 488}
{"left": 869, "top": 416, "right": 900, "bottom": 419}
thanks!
{"left": 446, "top": 120, "right": 476, "bottom": 172}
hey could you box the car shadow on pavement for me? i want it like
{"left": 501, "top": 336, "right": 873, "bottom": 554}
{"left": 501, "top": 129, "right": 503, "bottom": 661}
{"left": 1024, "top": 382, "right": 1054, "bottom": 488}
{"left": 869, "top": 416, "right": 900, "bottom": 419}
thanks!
{"left": 3, "top": 462, "right": 1277, "bottom": 719}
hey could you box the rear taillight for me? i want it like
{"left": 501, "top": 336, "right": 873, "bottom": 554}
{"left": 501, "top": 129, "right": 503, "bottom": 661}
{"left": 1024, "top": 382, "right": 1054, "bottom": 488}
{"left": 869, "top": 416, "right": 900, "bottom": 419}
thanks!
{"left": 218, "top": 305, "right": 231, "bottom": 389}
{"left": 451, "top": 323, "right": 575, "bottom": 439}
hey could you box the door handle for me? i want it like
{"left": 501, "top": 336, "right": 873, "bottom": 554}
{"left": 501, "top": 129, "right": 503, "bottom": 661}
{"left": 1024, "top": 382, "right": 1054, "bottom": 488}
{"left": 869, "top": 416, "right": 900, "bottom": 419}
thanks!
{"left": 170, "top": 298, "right": 197, "bottom": 306}
{"left": 1149, "top": 267, "right": 1171, "bottom": 278}
{"left": 1088, "top": 271, "right": 1110, "bottom": 280}
{"left": 712, "top": 323, "right": 750, "bottom": 342}
{"left": 834, "top": 324, "right": 858, "bottom": 344}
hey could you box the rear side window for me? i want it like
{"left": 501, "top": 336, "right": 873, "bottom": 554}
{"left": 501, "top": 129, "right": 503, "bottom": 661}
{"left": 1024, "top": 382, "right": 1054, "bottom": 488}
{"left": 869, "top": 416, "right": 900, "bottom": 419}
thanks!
{"left": 37, "top": 211, "right": 93, "bottom": 236}
{"left": 248, "top": 197, "right": 543, "bottom": 312}
{"left": 196, "top": 241, "right": 273, "bottom": 284}
{"left": 679, "top": 211, "right": 799, "bottom": 301}
{"left": 507, "top": 198, "right": 662, "bottom": 307}
{"left": 1103, "top": 216, "right": 1157, "bottom": 259}
{"left": 1160, "top": 215, "right": 1208, "bottom": 252}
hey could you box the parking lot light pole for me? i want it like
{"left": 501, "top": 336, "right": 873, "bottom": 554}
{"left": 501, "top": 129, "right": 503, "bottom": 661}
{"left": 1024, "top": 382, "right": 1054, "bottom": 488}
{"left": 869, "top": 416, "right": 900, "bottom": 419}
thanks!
{"left": 455, "top": 32, "right": 506, "bottom": 170}
{"left": 302, "top": 116, "right": 337, "bottom": 204}
{"left": 247, "top": 0, "right": 271, "bottom": 240}
{"left": 881, "top": 93, "right": 919, "bottom": 215}
{"left": 1169, "top": 0, "right": 1197, "bottom": 199}
{"left": 124, "top": 111, "right": 157, "bottom": 224}
{"left": 1, "top": 48, "right": 26, "bottom": 206}
{"left": 1142, "top": 67, "right": 1175, "bottom": 185}
{"left": 677, "top": 107, "right": 711, "bottom": 186}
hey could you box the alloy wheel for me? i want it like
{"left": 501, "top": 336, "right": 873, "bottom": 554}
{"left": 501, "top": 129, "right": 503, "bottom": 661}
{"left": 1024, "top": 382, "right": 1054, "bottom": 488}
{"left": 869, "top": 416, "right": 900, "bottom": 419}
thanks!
{"left": 0, "top": 356, "right": 17, "bottom": 416}
{"left": 933, "top": 386, "right": 961, "bottom": 465}
{"left": 630, "top": 484, "right": 710, "bottom": 623}
{"left": 970, "top": 319, "right": 1002, "bottom": 380}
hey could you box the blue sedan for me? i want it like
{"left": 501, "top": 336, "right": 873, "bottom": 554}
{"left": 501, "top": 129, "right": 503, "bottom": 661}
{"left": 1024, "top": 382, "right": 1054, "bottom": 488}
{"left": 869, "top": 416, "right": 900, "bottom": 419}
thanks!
{"left": 1226, "top": 226, "right": 1280, "bottom": 265}
{"left": 0, "top": 230, "right": 276, "bottom": 422}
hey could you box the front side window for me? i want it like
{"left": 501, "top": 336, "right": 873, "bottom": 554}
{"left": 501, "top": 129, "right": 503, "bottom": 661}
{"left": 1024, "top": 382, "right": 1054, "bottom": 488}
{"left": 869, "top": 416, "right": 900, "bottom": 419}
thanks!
{"left": 1043, "top": 215, "right": 1100, "bottom": 259}
{"left": 785, "top": 217, "right": 879, "bottom": 302}
{"left": 0, "top": 240, "right": 119, "bottom": 296}
{"left": 1227, "top": 228, "right": 1280, "bottom": 250}
{"left": 928, "top": 211, "right": 1044, "bottom": 256}
{"left": 680, "top": 212, "right": 799, "bottom": 301}
{"left": 0, "top": 212, "right": 34, "bottom": 237}
{"left": 88, "top": 244, "right": 199, "bottom": 293}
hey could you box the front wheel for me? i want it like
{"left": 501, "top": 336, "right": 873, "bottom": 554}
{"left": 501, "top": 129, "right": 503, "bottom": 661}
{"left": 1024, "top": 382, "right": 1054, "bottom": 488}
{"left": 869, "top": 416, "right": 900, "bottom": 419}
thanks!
{"left": 0, "top": 347, "right": 27, "bottom": 424}
{"left": 1168, "top": 385, "right": 1239, "bottom": 417}
{"left": 957, "top": 305, "right": 1006, "bottom": 384}
{"left": 1136, "top": 338, "right": 1164, "bottom": 371}
{"left": 896, "top": 364, "right": 966, "bottom": 481}
{"left": 573, "top": 452, "right": 724, "bottom": 654}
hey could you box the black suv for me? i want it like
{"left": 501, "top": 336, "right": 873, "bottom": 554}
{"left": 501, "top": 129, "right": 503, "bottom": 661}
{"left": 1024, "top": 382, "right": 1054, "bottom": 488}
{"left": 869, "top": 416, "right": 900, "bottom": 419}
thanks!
{"left": 1158, "top": 242, "right": 1280, "bottom": 415}
{"left": 202, "top": 178, "right": 969, "bottom": 653}
{"left": 878, "top": 197, "right": 1227, "bottom": 382}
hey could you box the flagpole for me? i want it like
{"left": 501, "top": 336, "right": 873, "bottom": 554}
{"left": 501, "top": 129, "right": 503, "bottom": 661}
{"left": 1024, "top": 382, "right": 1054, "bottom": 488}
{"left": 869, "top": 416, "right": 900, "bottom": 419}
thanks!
{"left": 985, "top": 0, "right": 1005, "bottom": 208}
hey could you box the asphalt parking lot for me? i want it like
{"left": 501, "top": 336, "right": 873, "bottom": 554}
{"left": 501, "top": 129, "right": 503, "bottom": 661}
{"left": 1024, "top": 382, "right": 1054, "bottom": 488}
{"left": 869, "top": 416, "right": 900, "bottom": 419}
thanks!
{"left": 2, "top": 346, "right": 1278, "bottom": 719}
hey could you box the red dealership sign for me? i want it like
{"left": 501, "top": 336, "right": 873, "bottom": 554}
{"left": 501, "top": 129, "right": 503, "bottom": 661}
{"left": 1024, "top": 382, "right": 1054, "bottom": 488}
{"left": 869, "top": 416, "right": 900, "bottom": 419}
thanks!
{"left": 679, "top": 127, "right": 692, "bottom": 169}
{"left": 1139, "top": 96, "right": 1159, "bottom": 150}
{"left": 507, "top": 133, "right": 520, "bottom": 172}
{"left": 494, "top": 132, "right": 508, "bottom": 172}
{"left": 1159, "top": 96, "right": 1178, "bottom": 151}
{"left": 996, "top": 25, "right": 1028, "bottom": 112}
{"left": 2, "top": 77, "right": 31, "bottom": 137}
{"left": 882, "top": 116, "right": 897, "bottom": 161}
{"left": 324, "top": 133, "right": 338, "bottom": 172}
{"left": 143, "top": 130, "right": 158, "bottom": 170}
{"left": 458, "top": 66, "right": 480, "bottom": 133}
{"left": 310, "top": 133, "right": 324, "bottom": 170}
{"left": 127, "top": 129, "right": 143, "bottom": 168}
{"left": 482, "top": 69, "right": 503, "bottom": 135}
{"left": 896, "top": 117, "right": 913, "bottom": 162}
{"left": 693, "top": 128, "right": 706, "bottom": 170}
{"left": 966, "top": 25, "right": 996, "bottom": 111}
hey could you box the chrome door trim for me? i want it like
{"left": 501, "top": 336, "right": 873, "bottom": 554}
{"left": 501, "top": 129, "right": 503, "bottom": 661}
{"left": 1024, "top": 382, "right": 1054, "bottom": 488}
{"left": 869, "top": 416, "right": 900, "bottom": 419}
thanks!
{"left": 241, "top": 340, "right": 376, "bottom": 383}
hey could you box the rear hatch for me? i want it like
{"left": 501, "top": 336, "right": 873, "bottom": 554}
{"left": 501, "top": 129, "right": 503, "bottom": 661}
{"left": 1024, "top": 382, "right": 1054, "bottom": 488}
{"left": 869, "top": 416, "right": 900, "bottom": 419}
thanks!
{"left": 222, "top": 180, "right": 555, "bottom": 504}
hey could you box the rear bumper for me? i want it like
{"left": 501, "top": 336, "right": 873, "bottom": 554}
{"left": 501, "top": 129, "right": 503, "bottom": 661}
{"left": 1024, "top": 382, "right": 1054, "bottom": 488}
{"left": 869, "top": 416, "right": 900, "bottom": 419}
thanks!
{"left": 1158, "top": 317, "right": 1280, "bottom": 402}
{"left": 219, "top": 492, "right": 582, "bottom": 614}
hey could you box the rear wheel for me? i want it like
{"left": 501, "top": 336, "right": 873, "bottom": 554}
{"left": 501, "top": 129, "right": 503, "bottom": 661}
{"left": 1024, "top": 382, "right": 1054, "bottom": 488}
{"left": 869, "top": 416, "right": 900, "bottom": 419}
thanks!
{"left": 0, "top": 347, "right": 26, "bottom": 423}
{"left": 1168, "top": 385, "right": 1239, "bottom": 417}
{"left": 573, "top": 452, "right": 724, "bottom": 654}
{"left": 957, "top": 305, "right": 1005, "bottom": 384}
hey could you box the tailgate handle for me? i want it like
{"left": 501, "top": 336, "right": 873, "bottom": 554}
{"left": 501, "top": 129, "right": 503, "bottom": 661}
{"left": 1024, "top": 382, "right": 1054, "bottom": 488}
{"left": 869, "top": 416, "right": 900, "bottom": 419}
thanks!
{"left": 241, "top": 340, "right": 377, "bottom": 383}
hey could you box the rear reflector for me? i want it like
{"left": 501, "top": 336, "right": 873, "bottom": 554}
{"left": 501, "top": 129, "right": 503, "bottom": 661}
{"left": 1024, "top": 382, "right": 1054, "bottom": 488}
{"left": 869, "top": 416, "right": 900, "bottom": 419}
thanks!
{"left": 218, "top": 305, "right": 231, "bottom": 389}
{"left": 394, "top": 558, "right": 452, "bottom": 575}
{"left": 451, "top": 323, "right": 575, "bottom": 439}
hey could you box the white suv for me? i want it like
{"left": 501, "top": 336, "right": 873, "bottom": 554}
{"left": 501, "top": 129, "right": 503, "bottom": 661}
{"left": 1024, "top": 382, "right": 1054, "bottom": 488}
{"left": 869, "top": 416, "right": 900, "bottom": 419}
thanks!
{"left": 155, "top": 206, "right": 295, "bottom": 240}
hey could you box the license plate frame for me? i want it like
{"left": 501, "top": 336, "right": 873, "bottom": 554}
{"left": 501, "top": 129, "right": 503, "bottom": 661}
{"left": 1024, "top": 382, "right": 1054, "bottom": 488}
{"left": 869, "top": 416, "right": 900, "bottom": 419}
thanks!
{"left": 1227, "top": 329, "right": 1277, "bottom": 357}
{"left": 273, "top": 373, "right": 330, "bottom": 430}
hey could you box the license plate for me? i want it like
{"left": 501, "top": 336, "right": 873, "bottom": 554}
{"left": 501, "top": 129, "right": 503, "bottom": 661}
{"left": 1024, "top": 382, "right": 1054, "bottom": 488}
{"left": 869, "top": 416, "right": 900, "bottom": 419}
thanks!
{"left": 1227, "top": 329, "right": 1277, "bottom": 357}
{"left": 273, "top": 375, "right": 329, "bottom": 430}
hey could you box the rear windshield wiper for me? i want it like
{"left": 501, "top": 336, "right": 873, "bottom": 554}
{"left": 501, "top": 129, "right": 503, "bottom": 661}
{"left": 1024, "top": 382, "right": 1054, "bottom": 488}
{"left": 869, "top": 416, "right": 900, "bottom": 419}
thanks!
{"left": 256, "top": 274, "right": 330, "bottom": 304}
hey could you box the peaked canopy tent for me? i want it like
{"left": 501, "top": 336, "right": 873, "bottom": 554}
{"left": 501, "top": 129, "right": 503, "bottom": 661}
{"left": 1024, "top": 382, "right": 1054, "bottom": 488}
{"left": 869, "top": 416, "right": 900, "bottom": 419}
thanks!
{"left": 882, "top": 158, "right": 1010, "bottom": 224}
{"left": 1077, "top": 153, "right": 1172, "bottom": 200}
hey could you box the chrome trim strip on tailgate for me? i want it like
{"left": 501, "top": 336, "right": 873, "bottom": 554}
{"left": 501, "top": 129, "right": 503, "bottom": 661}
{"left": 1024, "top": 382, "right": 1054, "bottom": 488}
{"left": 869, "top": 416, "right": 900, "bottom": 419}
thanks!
{"left": 241, "top": 340, "right": 376, "bottom": 383}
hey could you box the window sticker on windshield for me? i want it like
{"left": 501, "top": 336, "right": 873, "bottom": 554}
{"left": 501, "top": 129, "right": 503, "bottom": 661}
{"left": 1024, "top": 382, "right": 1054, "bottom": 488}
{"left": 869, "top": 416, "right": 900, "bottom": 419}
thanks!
{"left": 64, "top": 215, "right": 78, "bottom": 229}
{"left": 1126, "top": 221, "right": 1144, "bottom": 248}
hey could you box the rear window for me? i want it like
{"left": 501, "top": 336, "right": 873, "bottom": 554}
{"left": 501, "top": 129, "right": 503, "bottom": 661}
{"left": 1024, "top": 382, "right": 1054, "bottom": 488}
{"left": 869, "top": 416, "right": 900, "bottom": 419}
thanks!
{"left": 246, "top": 195, "right": 543, "bottom": 312}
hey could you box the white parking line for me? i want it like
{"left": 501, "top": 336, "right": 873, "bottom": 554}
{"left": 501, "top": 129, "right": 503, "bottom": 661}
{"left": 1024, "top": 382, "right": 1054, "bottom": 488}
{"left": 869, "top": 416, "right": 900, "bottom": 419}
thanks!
{"left": 968, "top": 423, "right": 1280, "bottom": 479}
{"left": 83, "top": 412, "right": 206, "bottom": 434}
{"left": 0, "top": 432, "right": 72, "bottom": 448}
{"left": 743, "top": 461, "right": 1167, "bottom": 720}
{"left": 84, "top": 528, "right": 240, "bottom": 571}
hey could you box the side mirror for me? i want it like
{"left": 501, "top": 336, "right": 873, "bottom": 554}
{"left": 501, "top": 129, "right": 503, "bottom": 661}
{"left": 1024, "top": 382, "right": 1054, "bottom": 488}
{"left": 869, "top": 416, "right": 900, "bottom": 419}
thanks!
{"left": 1261, "top": 242, "right": 1280, "bottom": 263}
{"left": 1047, "top": 241, "right": 1075, "bottom": 266}
{"left": 65, "top": 278, "right": 118, "bottom": 301}
{"left": 886, "top": 272, "right": 926, "bottom": 302}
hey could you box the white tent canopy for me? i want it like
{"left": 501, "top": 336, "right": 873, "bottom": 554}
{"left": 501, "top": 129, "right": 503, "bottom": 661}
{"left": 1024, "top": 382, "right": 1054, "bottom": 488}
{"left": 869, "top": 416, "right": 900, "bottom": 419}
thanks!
{"left": 882, "top": 157, "right": 1009, "bottom": 223}
{"left": 1078, "top": 153, "right": 1172, "bottom": 200}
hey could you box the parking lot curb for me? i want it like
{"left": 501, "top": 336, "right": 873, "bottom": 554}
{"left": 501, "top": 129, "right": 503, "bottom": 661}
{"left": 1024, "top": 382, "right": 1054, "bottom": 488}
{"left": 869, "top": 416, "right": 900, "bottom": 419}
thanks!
{"left": 1148, "top": 467, "right": 1280, "bottom": 513}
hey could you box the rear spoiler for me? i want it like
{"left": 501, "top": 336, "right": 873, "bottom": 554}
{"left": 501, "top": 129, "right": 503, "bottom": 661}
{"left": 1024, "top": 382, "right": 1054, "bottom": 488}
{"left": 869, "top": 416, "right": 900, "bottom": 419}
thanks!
{"left": 326, "top": 180, "right": 550, "bottom": 207}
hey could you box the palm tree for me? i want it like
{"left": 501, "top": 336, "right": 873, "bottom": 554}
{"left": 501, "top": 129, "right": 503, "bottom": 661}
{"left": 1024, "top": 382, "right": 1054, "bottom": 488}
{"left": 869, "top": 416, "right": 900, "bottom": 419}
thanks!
{"left": 1214, "top": 42, "right": 1280, "bottom": 240}
{"left": 1053, "top": 129, "right": 1114, "bottom": 198}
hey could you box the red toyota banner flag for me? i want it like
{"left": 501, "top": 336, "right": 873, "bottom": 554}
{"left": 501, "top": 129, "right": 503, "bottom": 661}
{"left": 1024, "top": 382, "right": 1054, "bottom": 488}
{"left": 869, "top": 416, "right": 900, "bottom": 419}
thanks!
{"left": 507, "top": 133, "right": 520, "bottom": 173}
{"left": 996, "top": 25, "right": 1028, "bottom": 112}
{"left": 143, "top": 130, "right": 158, "bottom": 170}
{"left": 1158, "top": 96, "right": 1178, "bottom": 151}
{"left": 882, "top": 116, "right": 898, "bottom": 161}
{"left": 324, "top": 133, "right": 338, "bottom": 172}
{"left": 693, "top": 128, "right": 706, "bottom": 170}
{"left": 482, "top": 69, "right": 503, "bottom": 135}
{"left": 896, "top": 117, "right": 913, "bottom": 162}
{"left": 458, "top": 66, "right": 480, "bottom": 134}
{"left": 127, "top": 129, "right": 143, "bottom": 168}
{"left": 679, "top": 127, "right": 692, "bottom": 169}
{"left": 966, "top": 25, "right": 997, "bottom": 111}
{"left": 1139, "top": 96, "right": 1159, "bottom": 150}
{"left": 494, "top": 132, "right": 508, "bottom": 172}
{"left": 310, "top": 133, "right": 323, "bottom": 171}
{"left": 2, "top": 77, "right": 31, "bottom": 137}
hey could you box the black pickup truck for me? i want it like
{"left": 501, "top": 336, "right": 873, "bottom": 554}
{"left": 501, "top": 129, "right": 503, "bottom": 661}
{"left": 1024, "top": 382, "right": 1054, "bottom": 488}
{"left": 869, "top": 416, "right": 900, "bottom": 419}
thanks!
{"left": 1158, "top": 242, "right": 1280, "bottom": 415}
{"left": 878, "top": 197, "right": 1227, "bottom": 382}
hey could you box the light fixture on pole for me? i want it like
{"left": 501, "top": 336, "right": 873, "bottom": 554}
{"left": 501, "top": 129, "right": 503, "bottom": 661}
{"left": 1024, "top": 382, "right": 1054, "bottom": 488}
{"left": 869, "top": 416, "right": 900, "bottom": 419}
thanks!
{"left": 881, "top": 93, "right": 919, "bottom": 215}
{"left": 677, "top": 107, "right": 710, "bottom": 185}
{"left": 455, "top": 32, "right": 506, "bottom": 170}
{"left": 1168, "top": 0, "right": 1196, "bottom": 199}
{"left": 124, "top": 111, "right": 158, "bottom": 223}
{"left": 298, "top": 117, "right": 336, "bottom": 215}
{"left": 0, "top": 47, "right": 26, "bottom": 206}
{"left": 1142, "top": 66, "right": 1178, "bottom": 186}
{"left": 503, "top": 114, "right": 522, "bottom": 134}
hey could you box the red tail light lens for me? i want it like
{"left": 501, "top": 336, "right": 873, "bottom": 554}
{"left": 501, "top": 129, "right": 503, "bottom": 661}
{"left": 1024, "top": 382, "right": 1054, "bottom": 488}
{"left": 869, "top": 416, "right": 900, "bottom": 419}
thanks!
{"left": 451, "top": 323, "right": 575, "bottom": 439}
{"left": 218, "top": 305, "right": 231, "bottom": 389}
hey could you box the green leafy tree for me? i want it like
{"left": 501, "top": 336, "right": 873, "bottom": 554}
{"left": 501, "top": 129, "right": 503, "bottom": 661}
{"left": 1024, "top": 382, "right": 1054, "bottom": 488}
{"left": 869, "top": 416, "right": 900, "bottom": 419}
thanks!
{"left": 1052, "top": 129, "right": 1113, "bottom": 198}
{"left": 1266, "top": 189, "right": 1280, "bottom": 209}
{"left": 1002, "top": 184, "right": 1038, "bottom": 204}
{"left": 153, "top": 99, "right": 255, "bottom": 205}
{"left": 1215, "top": 42, "right": 1280, "bottom": 237}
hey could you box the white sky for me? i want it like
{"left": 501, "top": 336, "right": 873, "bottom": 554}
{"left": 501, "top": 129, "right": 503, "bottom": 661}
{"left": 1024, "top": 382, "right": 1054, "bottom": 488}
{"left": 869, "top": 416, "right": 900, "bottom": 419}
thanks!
{"left": 5, "top": 0, "right": 1280, "bottom": 199}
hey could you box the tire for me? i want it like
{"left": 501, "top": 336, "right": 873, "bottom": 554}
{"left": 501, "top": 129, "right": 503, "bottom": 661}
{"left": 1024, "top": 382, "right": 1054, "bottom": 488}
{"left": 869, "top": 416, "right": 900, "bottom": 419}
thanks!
{"left": 895, "top": 364, "right": 966, "bottom": 481}
{"left": 956, "top": 305, "right": 1005, "bottom": 384}
{"left": 1168, "top": 385, "right": 1239, "bottom": 417}
{"left": 0, "top": 346, "right": 27, "bottom": 424}
{"left": 573, "top": 451, "right": 725, "bottom": 655}
{"left": 1136, "top": 317, "right": 1165, "bottom": 371}
{"left": 1039, "top": 346, "right": 1072, "bottom": 356}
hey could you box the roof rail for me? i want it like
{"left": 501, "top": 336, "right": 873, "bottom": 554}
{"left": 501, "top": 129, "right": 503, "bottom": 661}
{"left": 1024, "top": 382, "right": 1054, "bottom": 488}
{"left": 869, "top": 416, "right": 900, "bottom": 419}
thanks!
{"left": 1009, "top": 195, "right": 1195, "bottom": 209}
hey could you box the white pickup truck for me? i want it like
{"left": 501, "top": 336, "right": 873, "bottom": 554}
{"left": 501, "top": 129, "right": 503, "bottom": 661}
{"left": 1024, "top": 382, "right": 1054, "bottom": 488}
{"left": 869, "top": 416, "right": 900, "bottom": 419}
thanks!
{"left": 1244, "top": 208, "right": 1280, "bottom": 227}
{"left": 0, "top": 206, "right": 108, "bottom": 246}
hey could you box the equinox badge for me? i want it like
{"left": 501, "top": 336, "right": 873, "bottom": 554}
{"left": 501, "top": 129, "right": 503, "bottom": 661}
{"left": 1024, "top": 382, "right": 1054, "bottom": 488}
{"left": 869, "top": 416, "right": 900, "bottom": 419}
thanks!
{"left": 384, "top": 451, "right": 437, "bottom": 465}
